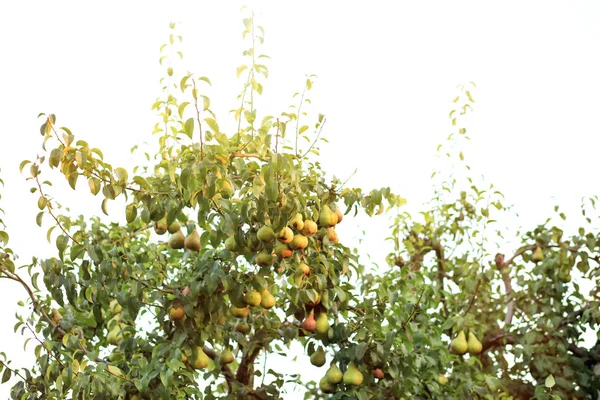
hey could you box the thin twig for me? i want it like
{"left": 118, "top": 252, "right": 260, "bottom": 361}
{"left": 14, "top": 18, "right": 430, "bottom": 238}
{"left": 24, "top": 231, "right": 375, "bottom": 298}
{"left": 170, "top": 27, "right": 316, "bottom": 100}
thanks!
{"left": 35, "top": 175, "right": 79, "bottom": 245}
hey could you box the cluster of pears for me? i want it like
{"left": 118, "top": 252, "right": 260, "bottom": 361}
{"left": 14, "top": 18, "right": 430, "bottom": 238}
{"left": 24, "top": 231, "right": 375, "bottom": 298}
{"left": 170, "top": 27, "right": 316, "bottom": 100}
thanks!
{"left": 158, "top": 218, "right": 201, "bottom": 252}
{"left": 450, "top": 330, "right": 482, "bottom": 355}
{"left": 301, "top": 309, "right": 329, "bottom": 335}
{"left": 319, "top": 361, "right": 364, "bottom": 393}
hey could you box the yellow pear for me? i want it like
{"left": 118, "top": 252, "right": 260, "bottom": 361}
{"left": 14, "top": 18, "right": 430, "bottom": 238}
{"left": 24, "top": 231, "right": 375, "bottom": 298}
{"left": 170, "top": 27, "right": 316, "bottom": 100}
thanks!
{"left": 184, "top": 230, "right": 201, "bottom": 252}
{"left": 335, "top": 206, "right": 343, "bottom": 224}
{"left": 51, "top": 308, "right": 63, "bottom": 324}
{"left": 107, "top": 324, "right": 124, "bottom": 345}
{"left": 451, "top": 331, "right": 468, "bottom": 355}
{"left": 467, "top": 331, "right": 482, "bottom": 354}
{"left": 219, "top": 180, "right": 234, "bottom": 199}
{"left": 260, "top": 289, "right": 276, "bottom": 309}
{"left": 109, "top": 299, "right": 122, "bottom": 314}
{"left": 298, "top": 262, "right": 310, "bottom": 275}
{"left": 169, "top": 230, "right": 185, "bottom": 249}
{"left": 301, "top": 219, "right": 318, "bottom": 236}
{"left": 310, "top": 346, "right": 326, "bottom": 367}
{"left": 278, "top": 227, "right": 294, "bottom": 243}
{"left": 235, "top": 322, "right": 250, "bottom": 334}
{"left": 289, "top": 234, "right": 309, "bottom": 250}
{"left": 316, "top": 312, "right": 329, "bottom": 335}
{"left": 289, "top": 213, "right": 304, "bottom": 231}
{"left": 532, "top": 246, "right": 544, "bottom": 262}
{"left": 343, "top": 362, "right": 363, "bottom": 386}
{"left": 319, "top": 205, "right": 338, "bottom": 228}
{"left": 438, "top": 373, "right": 448, "bottom": 384}
{"left": 257, "top": 225, "right": 275, "bottom": 243}
{"left": 189, "top": 346, "right": 209, "bottom": 369}
{"left": 325, "top": 363, "right": 343, "bottom": 384}
{"left": 169, "top": 303, "right": 185, "bottom": 321}
{"left": 245, "top": 290, "right": 262, "bottom": 307}
{"left": 231, "top": 306, "right": 249, "bottom": 318}
{"left": 326, "top": 227, "right": 339, "bottom": 244}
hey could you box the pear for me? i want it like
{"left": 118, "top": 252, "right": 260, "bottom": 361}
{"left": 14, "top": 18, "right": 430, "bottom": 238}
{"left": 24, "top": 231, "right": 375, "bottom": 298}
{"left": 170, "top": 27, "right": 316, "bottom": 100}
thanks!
{"left": 310, "top": 346, "right": 326, "bottom": 367}
{"left": 231, "top": 306, "right": 249, "bottom": 318}
{"left": 154, "top": 217, "right": 168, "bottom": 235}
{"left": 319, "top": 376, "right": 336, "bottom": 394}
{"left": 167, "top": 221, "right": 181, "bottom": 234}
{"left": 169, "top": 230, "right": 185, "bottom": 249}
{"left": 372, "top": 368, "right": 384, "bottom": 379}
{"left": 184, "top": 230, "right": 201, "bottom": 252}
{"left": 235, "top": 322, "right": 250, "bottom": 334}
{"left": 289, "top": 234, "right": 309, "bottom": 250}
{"left": 326, "top": 227, "right": 339, "bottom": 244}
{"left": 315, "top": 312, "right": 329, "bottom": 335}
{"left": 255, "top": 250, "right": 274, "bottom": 267}
{"left": 278, "top": 227, "right": 294, "bottom": 243}
{"left": 257, "top": 225, "right": 275, "bottom": 243}
{"left": 190, "top": 346, "right": 209, "bottom": 369}
{"left": 325, "top": 363, "right": 343, "bottom": 384}
{"left": 467, "top": 331, "right": 482, "bottom": 354}
{"left": 275, "top": 242, "right": 293, "bottom": 258}
{"left": 451, "top": 331, "right": 468, "bottom": 355}
{"left": 107, "top": 324, "right": 125, "bottom": 345}
{"left": 289, "top": 213, "right": 304, "bottom": 231}
{"left": 532, "top": 246, "right": 544, "bottom": 262}
{"left": 260, "top": 289, "right": 276, "bottom": 309}
{"left": 219, "top": 180, "right": 234, "bottom": 199}
{"left": 305, "top": 289, "right": 321, "bottom": 307}
{"left": 109, "top": 299, "right": 122, "bottom": 314}
{"left": 181, "top": 286, "right": 191, "bottom": 296}
{"left": 301, "top": 219, "right": 318, "bottom": 236}
{"left": 319, "top": 205, "right": 338, "bottom": 228}
{"left": 169, "top": 303, "right": 185, "bottom": 321}
{"left": 51, "top": 308, "right": 63, "bottom": 324}
{"left": 335, "top": 206, "right": 343, "bottom": 224}
{"left": 220, "top": 348, "right": 234, "bottom": 365}
{"left": 343, "top": 361, "right": 363, "bottom": 386}
{"left": 298, "top": 262, "right": 310, "bottom": 275}
{"left": 301, "top": 310, "right": 317, "bottom": 332}
{"left": 224, "top": 236, "right": 238, "bottom": 252}
{"left": 245, "top": 290, "right": 262, "bottom": 307}
{"left": 438, "top": 373, "right": 448, "bottom": 384}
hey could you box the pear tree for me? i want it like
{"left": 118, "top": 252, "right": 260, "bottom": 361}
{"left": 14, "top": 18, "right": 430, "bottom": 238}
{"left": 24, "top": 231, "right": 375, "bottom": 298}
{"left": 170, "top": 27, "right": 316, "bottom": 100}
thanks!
{"left": 1, "top": 13, "right": 600, "bottom": 400}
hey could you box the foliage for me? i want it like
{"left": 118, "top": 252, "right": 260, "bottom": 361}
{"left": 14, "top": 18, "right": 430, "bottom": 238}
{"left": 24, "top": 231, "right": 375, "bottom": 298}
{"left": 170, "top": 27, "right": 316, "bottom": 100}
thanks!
{"left": 1, "top": 12, "right": 600, "bottom": 400}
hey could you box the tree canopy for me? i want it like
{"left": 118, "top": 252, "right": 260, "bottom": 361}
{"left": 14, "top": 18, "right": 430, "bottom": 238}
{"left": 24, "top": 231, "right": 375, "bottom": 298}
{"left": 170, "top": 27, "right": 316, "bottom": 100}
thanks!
{"left": 1, "top": 14, "right": 600, "bottom": 400}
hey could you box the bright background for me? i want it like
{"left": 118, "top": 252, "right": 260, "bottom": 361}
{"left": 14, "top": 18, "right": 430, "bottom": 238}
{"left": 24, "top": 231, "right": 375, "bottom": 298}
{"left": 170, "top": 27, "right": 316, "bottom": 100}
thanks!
{"left": 1, "top": 1, "right": 599, "bottom": 397}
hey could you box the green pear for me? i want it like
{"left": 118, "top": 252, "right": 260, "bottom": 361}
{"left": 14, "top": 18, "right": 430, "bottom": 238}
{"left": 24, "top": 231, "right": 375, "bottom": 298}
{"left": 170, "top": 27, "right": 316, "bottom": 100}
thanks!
{"left": 343, "top": 361, "right": 363, "bottom": 386}
{"left": 310, "top": 346, "right": 326, "bottom": 367}
{"left": 255, "top": 250, "right": 274, "bottom": 267}
{"left": 319, "top": 376, "right": 336, "bottom": 394}
{"left": 532, "top": 246, "right": 544, "bottom": 262}
{"left": 316, "top": 312, "right": 329, "bottom": 335}
{"left": 154, "top": 217, "right": 168, "bottom": 235}
{"left": 189, "top": 346, "right": 209, "bottom": 369}
{"left": 184, "top": 230, "right": 201, "bottom": 252}
{"left": 225, "top": 236, "right": 238, "bottom": 252}
{"left": 325, "top": 363, "right": 343, "bottom": 384}
{"left": 451, "top": 331, "right": 468, "bottom": 355}
{"left": 168, "top": 230, "right": 185, "bottom": 249}
{"left": 467, "top": 331, "right": 482, "bottom": 354}
{"left": 220, "top": 348, "right": 234, "bottom": 365}
{"left": 245, "top": 290, "right": 262, "bottom": 307}
{"left": 167, "top": 221, "right": 181, "bottom": 234}
{"left": 319, "top": 204, "right": 338, "bottom": 228}
{"left": 257, "top": 225, "right": 275, "bottom": 243}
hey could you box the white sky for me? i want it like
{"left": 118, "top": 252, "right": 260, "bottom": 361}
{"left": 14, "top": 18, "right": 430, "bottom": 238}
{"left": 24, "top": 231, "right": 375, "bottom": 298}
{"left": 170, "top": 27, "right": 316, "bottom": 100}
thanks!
{"left": 1, "top": 1, "right": 600, "bottom": 397}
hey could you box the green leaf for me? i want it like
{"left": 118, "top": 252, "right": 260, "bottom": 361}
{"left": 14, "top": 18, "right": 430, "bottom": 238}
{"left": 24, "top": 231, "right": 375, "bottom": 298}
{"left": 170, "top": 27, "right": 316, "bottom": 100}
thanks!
{"left": 101, "top": 198, "right": 109, "bottom": 216}
{"left": 1, "top": 367, "right": 10, "bottom": 383}
{"left": 545, "top": 374, "right": 555, "bottom": 388}
{"left": 125, "top": 204, "right": 137, "bottom": 223}
{"left": 178, "top": 102, "right": 189, "bottom": 118}
{"left": 205, "top": 118, "right": 219, "bottom": 134}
